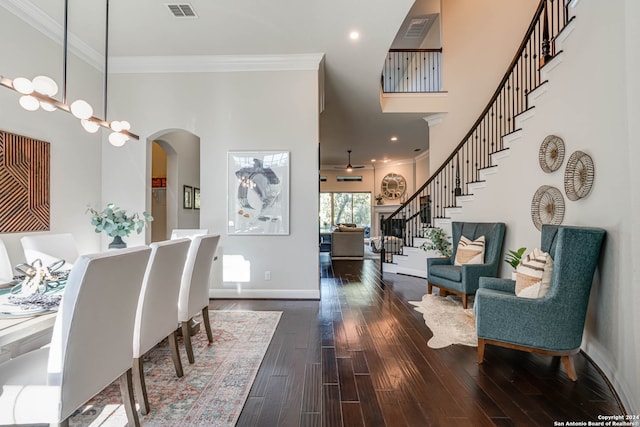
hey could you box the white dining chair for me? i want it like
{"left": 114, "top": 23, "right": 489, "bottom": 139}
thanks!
{"left": 178, "top": 234, "right": 220, "bottom": 364}
{"left": 132, "top": 238, "right": 190, "bottom": 415}
{"left": 20, "top": 233, "right": 80, "bottom": 270}
{"left": 170, "top": 228, "right": 209, "bottom": 240}
{"left": 0, "top": 246, "right": 151, "bottom": 427}
{"left": 0, "top": 238, "right": 13, "bottom": 284}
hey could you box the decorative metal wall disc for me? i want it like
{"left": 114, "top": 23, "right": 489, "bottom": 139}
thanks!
{"left": 531, "top": 185, "right": 565, "bottom": 231}
{"left": 539, "top": 135, "right": 565, "bottom": 173}
{"left": 564, "top": 150, "right": 594, "bottom": 201}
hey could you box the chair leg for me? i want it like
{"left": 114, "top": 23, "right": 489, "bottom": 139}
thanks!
{"left": 202, "top": 307, "right": 214, "bottom": 343}
{"left": 427, "top": 282, "right": 433, "bottom": 294}
{"left": 477, "top": 338, "right": 486, "bottom": 364}
{"left": 119, "top": 368, "right": 141, "bottom": 427}
{"left": 182, "top": 319, "right": 195, "bottom": 364}
{"left": 169, "top": 330, "right": 184, "bottom": 377}
{"left": 132, "top": 357, "right": 150, "bottom": 415}
{"left": 462, "top": 294, "right": 468, "bottom": 309}
{"left": 562, "top": 355, "right": 578, "bottom": 381}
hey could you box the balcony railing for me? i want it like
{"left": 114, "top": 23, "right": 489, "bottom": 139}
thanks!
{"left": 382, "top": 49, "right": 442, "bottom": 93}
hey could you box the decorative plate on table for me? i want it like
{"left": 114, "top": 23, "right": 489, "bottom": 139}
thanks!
{"left": 539, "top": 135, "right": 565, "bottom": 173}
{"left": 531, "top": 185, "right": 565, "bottom": 231}
{"left": 564, "top": 150, "right": 595, "bottom": 201}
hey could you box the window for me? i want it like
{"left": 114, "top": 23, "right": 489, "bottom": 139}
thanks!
{"left": 319, "top": 192, "right": 371, "bottom": 233}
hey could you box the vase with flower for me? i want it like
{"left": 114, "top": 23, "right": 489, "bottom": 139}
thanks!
{"left": 87, "top": 203, "right": 153, "bottom": 249}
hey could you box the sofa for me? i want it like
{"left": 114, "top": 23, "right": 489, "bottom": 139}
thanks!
{"left": 331, "top": 225, "right": 365, "bottom": 260}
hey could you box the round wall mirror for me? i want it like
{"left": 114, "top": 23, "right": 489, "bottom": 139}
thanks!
{"left": 381, "top": 173, "right": 406, "bottom": 200}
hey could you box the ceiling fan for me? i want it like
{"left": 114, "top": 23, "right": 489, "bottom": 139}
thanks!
{"left": 335, "top": 150, "right": 365, "bottom": 171}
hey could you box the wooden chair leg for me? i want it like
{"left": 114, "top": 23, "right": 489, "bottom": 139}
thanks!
{"left": 168, "top": 330, "right": 184, "bottom": 377}
{"left": 427, "top": 282, "right": 433, "bottom": 294}
{"left": 202, "top": 307, "right": 214, "bottom": 343}
{"left": 119, "top": 368, "right": 141, "bottom": 427}
{"left": 462, "top": 294, "right": 468, "bottom": 309}
{"left": 182, "top": 320, "right": 195, "bottom": 364}
{"left": 477, "top": 338, "right": 486, "bottom": 364}
{"left": 132, "top": 357, "right": 150, "bottom": 415}
{"left": 562, "top": 355, "right": 577, "bottom": 381}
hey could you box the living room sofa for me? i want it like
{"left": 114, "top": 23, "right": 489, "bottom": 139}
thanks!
{"left": 331, "top": 225, "right": 365, "bottom": 260}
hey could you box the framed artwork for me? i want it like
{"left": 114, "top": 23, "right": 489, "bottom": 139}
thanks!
{"left": 227, "top": 151, "right": 290, "bottom": 235}
{"left": 183, "top": 185, "right": 193, "bottom": 209}
{"left": 194, "top": 187, "right": 200, "bottom": 209}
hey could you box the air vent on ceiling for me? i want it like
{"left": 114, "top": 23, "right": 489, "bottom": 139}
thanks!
{"left": 166, "top": 3, "right": 198, "bottom": 18}
{"left": 337, "top": 176, "right": 363, "bottom": 182}
{"left": 404, "top": 18, "right": 429, "bottom": 39}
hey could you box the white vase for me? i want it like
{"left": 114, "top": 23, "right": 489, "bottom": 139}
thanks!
{"left": 511, "top": 271, "right": 517, "bottom": 281}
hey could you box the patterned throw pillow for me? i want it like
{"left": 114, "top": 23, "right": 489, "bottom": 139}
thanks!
{"left": 515, "top": 248, "right": 554, "bottom": 298}
{"left": 454, "top": 235, "right": 485, "bottom": 266}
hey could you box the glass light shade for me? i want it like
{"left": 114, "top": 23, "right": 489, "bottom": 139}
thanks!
{"left": 119, "top": 120, "right": 131, "bottom": 130}
{"left": 81, "top": 119, "right": 100, "bottom": 133}
{"left": 40, "top": 102, "right": 57, "bottom": 112}
{"left": 13, "top": 78, "right": 34, "bottom": 95}
{"left": 32, "top": 76, "right": 58, "bottom": 96}
{"left": 109, "top": 132, "right": 128, "bottom": 147}
{"left": 70, "top": 100, "right": 93, "bottom": 119}
{"left": 19, "top": 95, "right": 40, "bottom": 111}
{"left": 110, "top": 120, "right": 122, "bottom": 132}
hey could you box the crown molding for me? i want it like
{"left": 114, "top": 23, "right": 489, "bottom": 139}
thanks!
{"left": 1, "top": 0, "right": 103, "bottom": 70}
{"left": 109, "top": 53, "right": 325, "bottom": 74}
{"left": 423, "top": 112, "right": 447, "bottom": 127}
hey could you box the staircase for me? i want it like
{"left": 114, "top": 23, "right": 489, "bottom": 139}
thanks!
{"left": 381, "top": 0, "right": 573, "bottom": 273}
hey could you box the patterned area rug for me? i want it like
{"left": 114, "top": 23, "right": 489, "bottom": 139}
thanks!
{"left": 69, "top": 310, "right": 282, "bottom": 427}
{"left": 409, "top": 294, "right": 477, "bottom": 348}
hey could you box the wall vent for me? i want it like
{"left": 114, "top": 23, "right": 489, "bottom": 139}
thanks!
{"left": 337, "top": 176, "right": 363, "bottom": 182}
{"left": 320, "top": 176, "right": 327, "bottom": 182}
{"left": 166, "top": 3, "right": 198, "bottom": 18}
{"left": 404, "top": 18, "right": 429, "bottom": 39}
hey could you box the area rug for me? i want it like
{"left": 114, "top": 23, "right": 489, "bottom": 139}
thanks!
{"left": 69, "top": 310, "right": 282, "bottom": 427}
{"left": 409, "top": 294, "right": 477, "bottom": 348}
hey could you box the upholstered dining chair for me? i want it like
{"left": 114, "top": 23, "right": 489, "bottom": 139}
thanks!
{"left": 0, "top": 238, "right": 13, "bottom": 285}
{"left": 20, "top": 233, "right": 80, "bottom": 270}
{"left": 133, "top": 238, "right": 190, "bottom": 415}
{"left": 474, "top": 225, "right": 606, "bottom": 381}
{"left": 0, "top": 246, "right": 151, "bottom": 427}
{"left": 427, "top": 222, "right": 506, "bottom": 309}
{"left": 178, "top": 234, "right": 220, "bottom": 364}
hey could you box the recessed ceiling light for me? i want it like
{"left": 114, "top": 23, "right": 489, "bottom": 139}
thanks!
{"left": 371, "top": 159, "right": 376, "bottom": 162}
{"left": 349, "top": 31, "right": 360, "bottom": 40}
{"left": 383, "top": 159, "right": 390, "bottom": 163}
{"left": 390, "top": 136, "right": 398, "bottom": 142}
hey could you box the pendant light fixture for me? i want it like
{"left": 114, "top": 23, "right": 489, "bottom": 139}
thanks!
{"left": 0, "top": 0, "right": 138, "bottom": 145}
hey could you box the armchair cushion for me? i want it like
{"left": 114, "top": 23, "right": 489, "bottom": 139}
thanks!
{"left": 515, "top": 248, "right": 554, "bottom": 298}
{"left": 454, "top": 235, "right": 485, "bottom": 265}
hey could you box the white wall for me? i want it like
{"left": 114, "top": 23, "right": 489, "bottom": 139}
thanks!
{"left": 102, "top": 66, "right": 321, "bottom": 299}
{"left": 451, "top": 1, "right": 639, "bottom": 413}
{"left": 429, "top": 0, "right": 538, "bottom": 168}
{"left": 0, "top": 8, "right": 103, "bottom": 264}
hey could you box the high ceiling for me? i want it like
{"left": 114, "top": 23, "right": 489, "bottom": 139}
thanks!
{"left": 7, "top": 0, "right": 439, "bottom": 168}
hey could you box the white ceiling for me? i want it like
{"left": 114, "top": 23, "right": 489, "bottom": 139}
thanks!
{"left": 7, "top": 0, "right": 438, "bottom": 168}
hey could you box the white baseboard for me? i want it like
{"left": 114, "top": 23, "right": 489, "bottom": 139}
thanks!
{"left": 209, "top": 288, "right": 320, "bottom": 300}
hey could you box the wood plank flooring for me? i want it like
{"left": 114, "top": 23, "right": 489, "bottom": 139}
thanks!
{"left": 210, "top": 254, "right": 624, "bottom": 427}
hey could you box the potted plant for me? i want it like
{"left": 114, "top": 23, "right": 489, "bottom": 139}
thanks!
{"left": 87, "top": 203, "right": 153, "bottom": 249}
{"left": 504, "top": 247, "right": 527, "bottom": 280}
{"left": 420, "top": 227, "right": 453, "bottom": 257}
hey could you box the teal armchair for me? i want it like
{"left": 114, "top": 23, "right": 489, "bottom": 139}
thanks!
{"left": 427, "top": 222, "right": 506, "bottom": 309}
{"left": 474, "top": 225, "right": 605, "bottom": 381}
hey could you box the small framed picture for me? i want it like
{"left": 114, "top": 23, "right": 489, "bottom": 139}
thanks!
{"left": 194, "top": 187, "right": 200, "bottom": 210}
{"left": 183, "top": 185, "right": 193, "bottom": 209}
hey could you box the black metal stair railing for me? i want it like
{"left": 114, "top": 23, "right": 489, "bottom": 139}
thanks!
{"left": 380, "top": 0, "right": 569, "bottom": 265}
{"left": 382, "top": 49, "right": 443, "bottom": 93}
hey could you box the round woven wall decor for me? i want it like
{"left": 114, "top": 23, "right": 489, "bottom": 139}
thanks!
{"left": 539, "top": 135, "right": 565, "bottom": 173}
{"left": 531, "top": 185, "right": 565, "bottom": 231}
{"left": 564, "top": 150, "right": 594, "bottom": 201}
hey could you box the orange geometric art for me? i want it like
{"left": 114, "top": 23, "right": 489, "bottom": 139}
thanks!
{"left": 0, "top": 130, "right": 50, "bottom": 232}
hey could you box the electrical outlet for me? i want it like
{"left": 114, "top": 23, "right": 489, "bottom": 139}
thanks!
{"left": 264, "top": 271, "right": 271, "bottom": 281}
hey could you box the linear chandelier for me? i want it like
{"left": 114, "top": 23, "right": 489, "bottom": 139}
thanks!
{"left": 0, "top": 0, "right": 138, "bottom": 146}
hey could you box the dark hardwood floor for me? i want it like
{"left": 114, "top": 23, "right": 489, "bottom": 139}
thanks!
{"left": 210, "top": 254, "right": 624, "bottom": 427}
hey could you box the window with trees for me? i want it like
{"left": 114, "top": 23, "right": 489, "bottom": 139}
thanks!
{"left": 319, "top": 192, "right": 371, "bottom": 233}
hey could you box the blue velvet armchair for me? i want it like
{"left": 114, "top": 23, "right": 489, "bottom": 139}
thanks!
{"left": 474, "top": 225, "right": 605, "bottom": 381}
{"left": 427, "top": 222, "right": 506, "bottom": 309}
